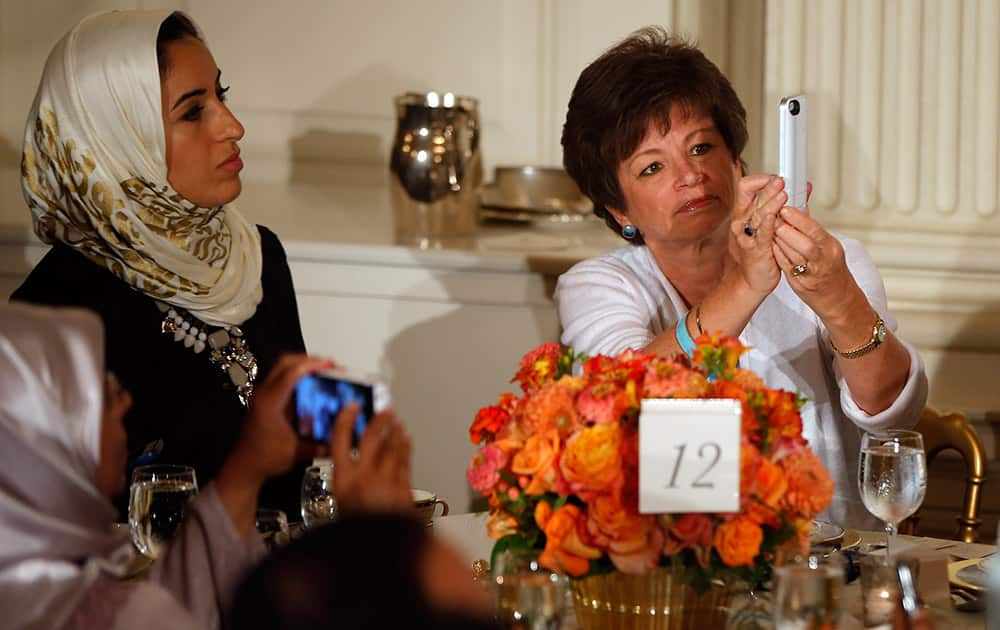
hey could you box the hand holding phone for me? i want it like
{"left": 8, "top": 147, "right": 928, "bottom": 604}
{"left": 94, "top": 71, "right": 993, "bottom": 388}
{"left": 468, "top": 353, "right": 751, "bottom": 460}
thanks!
{"left": 293, "top": 370, "right": 389, "bottom": 446}
{"left": 778, "top": 95, "right": 808, "bottom": 211}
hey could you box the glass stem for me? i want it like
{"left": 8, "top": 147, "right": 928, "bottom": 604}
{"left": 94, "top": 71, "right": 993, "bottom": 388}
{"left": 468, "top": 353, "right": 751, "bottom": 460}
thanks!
{"left": 884, "top": 522, "right": 897, "bottom": 561}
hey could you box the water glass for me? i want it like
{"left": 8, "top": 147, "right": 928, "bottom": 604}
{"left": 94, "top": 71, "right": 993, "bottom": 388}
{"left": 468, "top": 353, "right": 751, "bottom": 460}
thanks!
{"left": 128, "top": 464, "right": 198, "bottom": 559}
{"left": 255, "top": 508, "right": 290, "bottom": 551}
{"left": 300, "top": 461, "right": 337, "bottom": 528}
{"left": 772, "top": 554, "right": 844, "bottom": 629}
{"left": 860, "top": 556, "right": 902, "bottom": 627}
{"left": 858, "top": 429, "right": 927, "bottom": 557}
{"left": 492, "top": 548, "right": 569, "bottom": 630}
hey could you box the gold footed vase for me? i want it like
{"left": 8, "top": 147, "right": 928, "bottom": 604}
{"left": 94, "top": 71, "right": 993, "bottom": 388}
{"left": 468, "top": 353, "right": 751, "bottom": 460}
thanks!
{"left": 569, "top": 567, "right": 732, "bottom": 630}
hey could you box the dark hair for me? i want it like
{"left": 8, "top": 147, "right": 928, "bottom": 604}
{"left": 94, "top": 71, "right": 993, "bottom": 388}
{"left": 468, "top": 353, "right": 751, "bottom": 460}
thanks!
{"left": 156, "top": 12, "right": 201, "bottom": 77}
{"left": 561, "top": 27, "right": 748, "bottom": 244}
{"left": 230, "top": 515, "right": 501, "bottom": 630}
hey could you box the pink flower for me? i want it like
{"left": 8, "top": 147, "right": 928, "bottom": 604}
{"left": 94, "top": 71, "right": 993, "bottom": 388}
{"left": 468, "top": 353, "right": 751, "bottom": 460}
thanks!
{"left": 466, "top": 444, "right": 508, "bottom": 494}
{"left": 576, "top": 383, "right": 625, "bottom": 424}
{"left": 643, "top": 360, "right": 709, "bottom": 398}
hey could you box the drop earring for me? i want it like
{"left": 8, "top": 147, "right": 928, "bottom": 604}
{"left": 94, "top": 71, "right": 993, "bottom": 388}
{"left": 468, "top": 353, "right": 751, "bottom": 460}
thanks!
{"left": 622, "top": 224, "right": 637, "bottom": 239}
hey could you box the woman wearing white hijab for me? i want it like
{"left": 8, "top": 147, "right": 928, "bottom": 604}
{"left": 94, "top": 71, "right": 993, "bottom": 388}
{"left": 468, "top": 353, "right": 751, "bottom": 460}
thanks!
{"left": 12, "top": 10, "right": 308, "bottom": 518}
{"left": 0, "top": 302, "right": 336, "bottom": 630}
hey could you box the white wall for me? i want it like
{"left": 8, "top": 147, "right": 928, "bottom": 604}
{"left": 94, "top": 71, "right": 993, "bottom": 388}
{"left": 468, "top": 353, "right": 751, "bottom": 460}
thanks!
{"left": 0, "top": 1, "right": 739, "bottom": 177}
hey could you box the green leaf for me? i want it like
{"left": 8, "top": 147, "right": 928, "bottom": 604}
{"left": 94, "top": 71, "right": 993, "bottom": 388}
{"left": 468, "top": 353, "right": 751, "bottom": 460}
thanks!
{"left": 586, "top": 555, "right": 615, "bottom": 576}
{"left": 498, "top": 469, "right": 518, "bottom": 487}
{"left": 490, "top": 533, "right": 534, "bottom": 574}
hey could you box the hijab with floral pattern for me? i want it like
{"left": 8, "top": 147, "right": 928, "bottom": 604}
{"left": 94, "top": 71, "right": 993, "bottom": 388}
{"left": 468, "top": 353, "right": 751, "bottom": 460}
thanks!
{"left": 21, "top": 10, "right": 262, "bottom": 327}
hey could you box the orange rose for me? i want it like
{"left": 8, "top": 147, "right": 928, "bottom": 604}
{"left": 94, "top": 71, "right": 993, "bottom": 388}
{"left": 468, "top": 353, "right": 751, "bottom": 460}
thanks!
{"left": 535, "top": 502, "right": 600, "bottom": 577}
{"left": 713, "top": 516, "right": 763, "bottom": 567}
{"left": 586, "top": 492, "right": 663, "bottom": 574}
{"left": 778, "top": 449, "right": 834, "bottom": 518}
{"left": 510, "top": 429, "right": 560, "bottom": 495}
{"left": 661, "top": 513, "right": 714, "bottom": 567}
{"left": 560, "top": 423, "right": 623, "bottom": 499}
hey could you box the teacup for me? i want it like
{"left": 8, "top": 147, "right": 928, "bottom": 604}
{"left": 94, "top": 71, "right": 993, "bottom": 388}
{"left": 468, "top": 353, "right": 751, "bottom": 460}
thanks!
{"left": 412, "top": 489, "right": 449, "bottom": 525}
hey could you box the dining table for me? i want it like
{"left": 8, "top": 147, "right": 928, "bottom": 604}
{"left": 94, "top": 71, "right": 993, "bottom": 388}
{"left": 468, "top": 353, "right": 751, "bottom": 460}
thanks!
{"left": 433, "top": 512, "right": 996, "bottom": 629}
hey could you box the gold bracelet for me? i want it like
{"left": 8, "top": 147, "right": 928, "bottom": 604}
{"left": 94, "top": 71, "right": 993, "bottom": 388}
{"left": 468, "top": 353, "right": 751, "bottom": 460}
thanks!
{"left": 695, "top": 305, "right": 704, "bottom": 336}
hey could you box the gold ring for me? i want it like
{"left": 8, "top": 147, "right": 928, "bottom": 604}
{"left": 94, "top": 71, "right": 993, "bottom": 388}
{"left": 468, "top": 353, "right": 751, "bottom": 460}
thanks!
{"left": 791, "top": 263, "right": 808, "bottom": 277}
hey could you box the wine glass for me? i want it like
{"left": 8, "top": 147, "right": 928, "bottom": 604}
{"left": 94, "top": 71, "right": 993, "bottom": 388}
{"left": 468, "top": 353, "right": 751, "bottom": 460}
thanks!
{"left": 300, "top": 460, "right": 337, "bottom": 528}
{"left": 128, "top": 464, "right": 199, "bottom": 559}
{"left": 492, "top": 548, "right": 569, "bottom": 630}
{"left": 858, "top": 429, "right": 927, "bottom": 559}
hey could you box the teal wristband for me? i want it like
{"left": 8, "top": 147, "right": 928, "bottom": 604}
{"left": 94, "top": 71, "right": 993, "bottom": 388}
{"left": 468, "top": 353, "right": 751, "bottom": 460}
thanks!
{"left": 674, "top": 311, "right": 697, "bottom": 356}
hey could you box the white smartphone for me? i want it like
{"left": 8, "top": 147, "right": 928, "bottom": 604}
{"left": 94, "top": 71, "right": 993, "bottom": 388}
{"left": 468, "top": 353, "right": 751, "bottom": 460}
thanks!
{"left": 778, "top": 95, "right": 808, "bottom": 211}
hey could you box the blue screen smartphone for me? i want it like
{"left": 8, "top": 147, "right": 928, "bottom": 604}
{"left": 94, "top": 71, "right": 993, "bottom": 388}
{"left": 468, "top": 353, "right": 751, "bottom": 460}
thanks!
{"left": 294, "top": 371, "right": 380, "bottom": 446}
{"left": 778, "top": 94, "right": 808, "bottom": 211}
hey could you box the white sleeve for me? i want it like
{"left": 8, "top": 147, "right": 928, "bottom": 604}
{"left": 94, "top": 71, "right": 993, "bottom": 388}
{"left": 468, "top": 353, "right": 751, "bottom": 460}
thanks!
{"left": 555, "top": 258, "right": 662, "bottom": 357}
{"left": 830, "top": 238, "right": 928, "bottom": 430}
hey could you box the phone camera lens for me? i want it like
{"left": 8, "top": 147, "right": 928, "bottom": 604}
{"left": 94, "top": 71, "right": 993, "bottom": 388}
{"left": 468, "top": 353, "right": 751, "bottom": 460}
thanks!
{"left": 789, "top": 99, "right": 800, "bottom": 116}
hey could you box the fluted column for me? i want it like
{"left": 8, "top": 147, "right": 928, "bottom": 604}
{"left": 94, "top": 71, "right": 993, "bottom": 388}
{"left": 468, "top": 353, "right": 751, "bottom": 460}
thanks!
{"left": 762, "top": 0, "right": 1000, "bottom": 234}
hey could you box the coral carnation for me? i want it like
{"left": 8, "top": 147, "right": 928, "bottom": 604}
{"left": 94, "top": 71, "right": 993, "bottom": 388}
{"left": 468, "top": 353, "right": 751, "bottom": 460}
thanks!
{"left": 520, "top": 381, "right": 580, "bottom": 436}
{"left": 512, "top": 342, "right": 562, "bottom": 393}
{"left": 643, "top": 359, "right": 710, "bottom": 398}
{"left": 466, "top": 444, "right": 507, "bottom": 494}
{"left": 778, "top": 449, "right": 834, "bottom": 518}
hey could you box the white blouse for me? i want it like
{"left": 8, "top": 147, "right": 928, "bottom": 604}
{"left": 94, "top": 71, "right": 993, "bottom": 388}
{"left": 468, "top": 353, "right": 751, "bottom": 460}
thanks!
{"left": 555, "top": 237, "right": 928, "bottom": 529}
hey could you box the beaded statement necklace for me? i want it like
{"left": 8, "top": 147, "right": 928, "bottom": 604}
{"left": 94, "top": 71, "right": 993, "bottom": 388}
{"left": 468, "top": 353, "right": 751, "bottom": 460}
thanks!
{"left": 156, "top": 302, "right": 258, "bottom": 407}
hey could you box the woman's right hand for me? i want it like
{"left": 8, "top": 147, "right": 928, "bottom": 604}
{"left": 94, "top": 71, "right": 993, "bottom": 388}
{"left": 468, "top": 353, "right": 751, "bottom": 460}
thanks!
{"left": 728, "top": 169, "right": 787, "bottom": 296}
{"left": 331, "top": 404, "right": 413, "bottom": 516}
{"left": 216, "top": 353, "right": 333, "bottom": 539}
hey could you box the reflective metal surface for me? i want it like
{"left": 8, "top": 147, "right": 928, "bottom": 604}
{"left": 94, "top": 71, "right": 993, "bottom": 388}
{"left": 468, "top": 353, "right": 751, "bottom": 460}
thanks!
{"left": 389, "top": 91, "right": 482, "bottom": 247}
{"left": 481, "top": 166, "right": 593, "bottom": 214}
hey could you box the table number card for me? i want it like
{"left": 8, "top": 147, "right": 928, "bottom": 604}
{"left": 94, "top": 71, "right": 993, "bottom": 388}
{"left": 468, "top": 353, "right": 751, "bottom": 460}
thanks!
{"left": 638, "top": 399, "right": 741, "bottom": 514}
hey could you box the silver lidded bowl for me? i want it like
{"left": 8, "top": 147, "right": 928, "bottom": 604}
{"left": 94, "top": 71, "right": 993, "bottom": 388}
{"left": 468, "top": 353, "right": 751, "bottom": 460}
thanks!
{"left": 479, "top": 166, "right": 596, "bottom": 223}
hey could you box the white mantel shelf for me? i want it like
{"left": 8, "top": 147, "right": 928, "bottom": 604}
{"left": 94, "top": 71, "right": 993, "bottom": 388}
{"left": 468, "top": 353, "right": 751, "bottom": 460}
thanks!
{"left": 0, "top": 167, "right": 623, "bottom": 278}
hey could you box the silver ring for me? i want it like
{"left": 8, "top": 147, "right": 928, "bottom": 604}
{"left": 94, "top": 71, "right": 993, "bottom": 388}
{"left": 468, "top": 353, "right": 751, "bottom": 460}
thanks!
{"left": 791, "top": 263, "right": 808, "bottom": 277}
{"left": 743, "top": 221, "right": 757, "bottom": 237}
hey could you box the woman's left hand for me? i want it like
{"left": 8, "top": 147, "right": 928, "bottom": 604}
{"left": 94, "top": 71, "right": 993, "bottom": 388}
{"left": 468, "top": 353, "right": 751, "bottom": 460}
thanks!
{"left": 772, "top": 206, "right": 858, "bottom": 320}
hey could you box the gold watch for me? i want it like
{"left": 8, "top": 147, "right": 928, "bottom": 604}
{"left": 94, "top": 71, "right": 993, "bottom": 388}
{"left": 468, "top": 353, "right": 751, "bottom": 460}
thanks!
{"left": 830, "top": 316, "right": 886, "bottom": 359}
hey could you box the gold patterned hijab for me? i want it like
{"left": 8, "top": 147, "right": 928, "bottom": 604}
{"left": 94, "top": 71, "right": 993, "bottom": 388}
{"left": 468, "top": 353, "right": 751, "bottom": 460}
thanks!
{"left": 21, "top": 10, "right": 262, "bottom": 327}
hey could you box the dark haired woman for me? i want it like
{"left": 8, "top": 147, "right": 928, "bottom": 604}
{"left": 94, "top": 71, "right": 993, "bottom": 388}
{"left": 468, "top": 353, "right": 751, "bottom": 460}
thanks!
{"left": 556, "top": 28, "right": 927, "bottom": 529}
{"left": 14, "top": 10, "right": 326, "bottom": 519}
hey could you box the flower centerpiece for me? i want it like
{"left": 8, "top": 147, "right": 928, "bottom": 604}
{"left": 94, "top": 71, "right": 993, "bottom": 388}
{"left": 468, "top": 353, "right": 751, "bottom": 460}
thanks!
{"left": 466, "top": 334, "right": 834, "bottom": 626}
